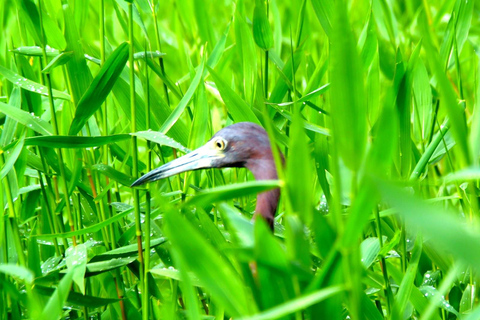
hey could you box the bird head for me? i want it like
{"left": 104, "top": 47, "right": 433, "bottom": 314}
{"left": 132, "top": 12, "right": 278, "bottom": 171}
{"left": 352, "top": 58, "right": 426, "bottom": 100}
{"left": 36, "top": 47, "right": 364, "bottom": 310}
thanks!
{"left": 131, "top": 122, "right": 274, "bottom": 187}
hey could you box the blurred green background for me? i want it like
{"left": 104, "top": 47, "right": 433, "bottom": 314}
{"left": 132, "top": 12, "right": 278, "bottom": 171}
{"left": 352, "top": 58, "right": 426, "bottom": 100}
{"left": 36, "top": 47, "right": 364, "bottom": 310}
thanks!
{"left": 0, "top": 0, "right": 480, "bottom": 319}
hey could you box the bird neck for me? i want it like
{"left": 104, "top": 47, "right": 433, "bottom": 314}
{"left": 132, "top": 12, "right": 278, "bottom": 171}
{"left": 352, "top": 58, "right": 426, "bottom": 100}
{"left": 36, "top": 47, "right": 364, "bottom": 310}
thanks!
{"left": 246, "top": 158, "right": 280, "bottom": 230}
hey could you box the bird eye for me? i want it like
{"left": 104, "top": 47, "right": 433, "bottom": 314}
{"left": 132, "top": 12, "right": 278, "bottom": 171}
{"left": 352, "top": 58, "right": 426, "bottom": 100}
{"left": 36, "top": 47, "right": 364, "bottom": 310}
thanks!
{"left": 214, "top": 138, "right": 227, "bottom": 150}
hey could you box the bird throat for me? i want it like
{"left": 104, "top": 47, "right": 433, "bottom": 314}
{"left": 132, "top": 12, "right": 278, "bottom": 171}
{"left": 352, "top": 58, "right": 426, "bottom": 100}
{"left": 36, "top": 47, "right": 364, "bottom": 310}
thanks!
{"left": 246, "top": 158, "right": 280, "bottom": 230}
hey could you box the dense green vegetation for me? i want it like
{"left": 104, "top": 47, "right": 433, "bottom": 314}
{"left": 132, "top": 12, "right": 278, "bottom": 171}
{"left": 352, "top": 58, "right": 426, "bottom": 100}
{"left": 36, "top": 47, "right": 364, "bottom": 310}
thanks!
{"left": 1, "top": 0, "right": 479, "bottom": 319}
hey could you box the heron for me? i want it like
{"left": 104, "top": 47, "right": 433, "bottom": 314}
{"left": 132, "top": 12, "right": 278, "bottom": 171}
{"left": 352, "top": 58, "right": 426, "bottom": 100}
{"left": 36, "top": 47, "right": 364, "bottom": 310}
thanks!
{"left": 131, "top": 122, "right": 281, "bottom": 229}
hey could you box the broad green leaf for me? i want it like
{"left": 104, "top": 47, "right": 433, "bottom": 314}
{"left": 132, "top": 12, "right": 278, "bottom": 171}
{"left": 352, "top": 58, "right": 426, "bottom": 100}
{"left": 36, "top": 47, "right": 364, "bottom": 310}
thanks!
{"left": 0, "top": 65, "right": 70, "bottom": 100}
{"left": 65, "top": 244, "right": 87, "bottom": 294}
{"left": 68, "top": 42, "right": 129, "bottom": 135}
{"left": 91, "top": 164, "right": 135, "bottom": 186}
{"left": 253, "top": 0, "right": 273, "bottom": 50}
{"left": 0, "top": 101, "right": 53, "bottom": 136}
{"left": 360, "top": 237, "right": 381, "bottom": 269}
{"left": 392, "top": 236, "right": 422, "bottom": 320}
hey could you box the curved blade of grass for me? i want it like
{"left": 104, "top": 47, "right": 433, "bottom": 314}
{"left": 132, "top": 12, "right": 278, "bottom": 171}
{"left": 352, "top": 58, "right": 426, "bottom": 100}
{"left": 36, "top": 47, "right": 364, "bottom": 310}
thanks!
{"left": 0, "top": 101, "right": 53, "bottom": 136}
{"left": 131, "top": 131, "right": 190, "bottom": 153}
{"left": 0, "top": 65, "right": 70, "bottom": 100}
{"left": 68, "top": 42, "right": 129, "bottom": 135}
{"left": 160, "top": 58, "right": 205, "bottom": 134}
{"left": 23, "top": 134, "right": 129, "bottom": 148}
{"left": 89, "top": 238, "right": 166, "bottom": 262}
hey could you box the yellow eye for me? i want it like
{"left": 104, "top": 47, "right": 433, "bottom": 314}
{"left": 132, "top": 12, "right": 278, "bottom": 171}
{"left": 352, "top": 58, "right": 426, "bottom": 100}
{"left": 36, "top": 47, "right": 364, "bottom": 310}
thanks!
{"left": 214, "top": 138, "right": 227, "bottom": 150}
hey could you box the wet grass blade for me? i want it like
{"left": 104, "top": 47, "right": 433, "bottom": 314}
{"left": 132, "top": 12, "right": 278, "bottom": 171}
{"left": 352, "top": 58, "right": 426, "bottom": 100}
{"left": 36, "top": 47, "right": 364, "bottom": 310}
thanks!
{"left": 0, "top": 65, "right": 70, "bottom": 100}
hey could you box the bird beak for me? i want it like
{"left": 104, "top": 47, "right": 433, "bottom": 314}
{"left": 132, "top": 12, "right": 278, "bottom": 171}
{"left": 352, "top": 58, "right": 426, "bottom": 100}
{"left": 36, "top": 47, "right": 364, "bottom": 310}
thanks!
{"left": 131, "top": 144, "right": 224, "bottom": 187}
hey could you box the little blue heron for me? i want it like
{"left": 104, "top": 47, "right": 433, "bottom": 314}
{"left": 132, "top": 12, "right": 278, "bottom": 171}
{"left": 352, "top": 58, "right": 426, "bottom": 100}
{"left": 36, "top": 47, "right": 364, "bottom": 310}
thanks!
{"left": 131, "top": 122, "right": 280, "bottom": 229}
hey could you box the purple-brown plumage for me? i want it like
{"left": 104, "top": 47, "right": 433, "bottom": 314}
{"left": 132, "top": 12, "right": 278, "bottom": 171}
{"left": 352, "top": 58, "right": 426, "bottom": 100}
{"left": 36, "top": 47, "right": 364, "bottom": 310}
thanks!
{"left": 131, "top": 122, "right": 281, "bottom": 229}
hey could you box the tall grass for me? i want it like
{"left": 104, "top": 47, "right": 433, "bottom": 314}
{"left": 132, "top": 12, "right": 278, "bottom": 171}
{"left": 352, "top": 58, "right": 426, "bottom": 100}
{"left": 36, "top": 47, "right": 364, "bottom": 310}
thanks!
{"left": 0, "top": 0, "right": 479, "bottom": 319}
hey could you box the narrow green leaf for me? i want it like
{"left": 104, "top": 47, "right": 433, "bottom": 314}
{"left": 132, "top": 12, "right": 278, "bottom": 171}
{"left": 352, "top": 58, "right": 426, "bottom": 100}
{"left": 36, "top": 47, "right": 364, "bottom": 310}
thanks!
{"left": 0, "top": 136, "right": 25, "bottom": 180}
{"left": 131, "top": 131, "right": 190, "bottom": 153}
{"left": 23, "top": 134, "right": 129, "bottom": 148}
{"left": 34, "top": 207, "right": 133, "bottom": 239}
{"left": 160, "top": 59, "right": 205, "bottom": 134}
{"left": 42, "top": 51, "right": 73, "bottom": 73}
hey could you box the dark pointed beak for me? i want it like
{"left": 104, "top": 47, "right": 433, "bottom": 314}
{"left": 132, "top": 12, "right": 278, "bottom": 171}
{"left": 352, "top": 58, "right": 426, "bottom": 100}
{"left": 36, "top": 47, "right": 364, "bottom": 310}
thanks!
{"left": 131, "top": 145, "right": 224, "bottom": 187}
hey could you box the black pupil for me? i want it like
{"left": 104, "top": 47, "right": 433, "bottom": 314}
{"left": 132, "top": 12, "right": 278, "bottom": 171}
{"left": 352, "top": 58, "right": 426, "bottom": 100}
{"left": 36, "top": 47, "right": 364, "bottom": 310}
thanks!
{"left": 217, "top": 141, "right": 222, "bottom": 148}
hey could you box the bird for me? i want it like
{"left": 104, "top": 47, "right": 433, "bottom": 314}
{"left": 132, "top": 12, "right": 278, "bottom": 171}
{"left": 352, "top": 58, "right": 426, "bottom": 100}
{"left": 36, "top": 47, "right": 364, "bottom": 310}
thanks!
{"left": 131, "top": 122, "right": 281, "bottom": 229}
